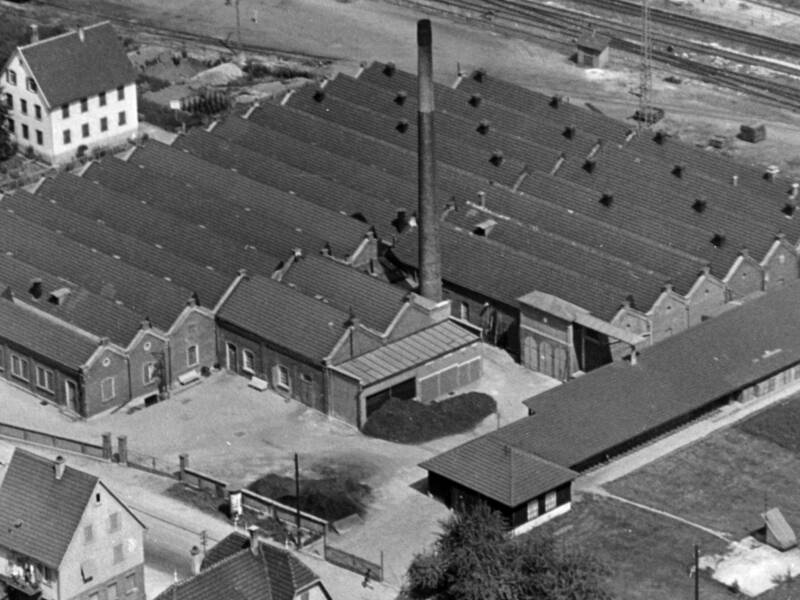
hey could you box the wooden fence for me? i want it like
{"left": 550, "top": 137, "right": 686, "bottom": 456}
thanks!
{"left": 324, "top": 544, "right": 384, "bottom": 582}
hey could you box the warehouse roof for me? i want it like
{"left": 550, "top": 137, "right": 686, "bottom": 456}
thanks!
{"left": 4, "top": 185, "right": 232, "bottom": 308}
{"left": 0, "top": 294, "right": 98, "bottom": 371}
{"left": 0, "top": 251, "right": 142, "bottom": 347}
{"left": 419, "top": 435, "right": 577, "bottom": 507}
{"left": 16, "top": 22, "right": 136, "bottom": 108}
{"left": 217, "top": 275, "right": 350, "bottom": 362}
{"left": 510, "top": 278, "right": 800, "bottom": 468}
{"left": 335, "top": 319, "right": 479, "bottom": 383}
{"left": 0, "top": 209, "right": 194, "bottom": 330}
{"left": 47, "top": 165, "right": 282, "bottom": 279}
{"left": 279, "top": 254, "right": 408, "bottom": 333}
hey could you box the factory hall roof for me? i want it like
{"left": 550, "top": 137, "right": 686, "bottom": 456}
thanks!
{"left": 16, "top": 22, "right": 136, "bottom": 108}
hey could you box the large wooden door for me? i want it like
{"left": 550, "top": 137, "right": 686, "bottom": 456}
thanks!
{"left": 522, "top": 336, "right": 538, "bottom": 371}
{"left": 225, "top": 342, "right": 238, "bottom": 371}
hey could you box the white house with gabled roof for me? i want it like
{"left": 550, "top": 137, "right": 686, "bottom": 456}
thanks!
{"left": 2, "top": 21, "right": 138, "bottom": 164}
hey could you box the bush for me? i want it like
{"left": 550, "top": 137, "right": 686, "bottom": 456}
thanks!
{"left": 138, "top": 96, "right": 202, "bottom": 131}
{"left": 136, "top": 72, "right": 171, "bottom": 92}
{"left": 363, "top": 392, "right": 497, "bottom": 444}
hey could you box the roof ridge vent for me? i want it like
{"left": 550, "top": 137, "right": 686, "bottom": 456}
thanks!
{"left": 312, "top": 89, "right": 325, "bottom": 102}
{"left": 396, "top": 119, "right": 409, "bottom": 133}
{"left": 395, "top": 90, "right": 408, "bottom": 105}
{"left": 782, "top": 203, "right": 795, "bottom": 217}
{"left": 489, "top": 150, "right": 504, "bottom": 166}
{"left": 654, "top": 130, "right": 668, "bottom": 145}
{"left": 550, "top": 95, "right": 564, "bottom": 108}
{"left": 473, "top": 69, "right": 486, "bottom": 82}
{"left": 599, "top": 191, "right": 613, "bottom": 207}
{"left": 710, "top": 232, "right": 726, "bottom": 248}
{"left": 476, "top": 119, "right": 490, "bottom": 135}
{"left": 468, "top": 93, "right": 482, "bottom": 107}
{"left": 383, "top": 62, "right": 396, "bottom": 77}
{"left": 692, "top": 199, "right": 707, "bottom": 213}
{"left": 672, "top": 164, "right": 686, "bottom": 178}
{"left": 563, "top": 125, "right": 576, "bottom": 139}
{"left": 583, "top": 158, "right": 597, "bottom": 173}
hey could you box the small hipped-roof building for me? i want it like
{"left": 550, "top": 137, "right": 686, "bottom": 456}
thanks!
{"left": 575, "top": 32, "right": 611, "bottom": 68}
{"left": 760, "top": 508, "right": 797, "bottom": 551}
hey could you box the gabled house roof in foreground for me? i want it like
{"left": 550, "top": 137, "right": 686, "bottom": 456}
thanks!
{"left": 0, "top": 449, "right": 144, "bottom": 567}
{"left": 17, "top": 22, "right": 136, "bottom": 109}
{"left": 420, "top": 435, "right": 577, "bottom": 507}
{"left": 158, "top": 532, "right": 322, "bottom": 600}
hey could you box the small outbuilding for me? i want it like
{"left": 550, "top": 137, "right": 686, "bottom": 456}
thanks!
{"left": 740, "top": 123, "right": 766, "bottom": 143}
{"left": 575, "top": 32, "right": 611, "bottom": 68}
{"left": 758, "top": 508, "right": 797, "bottom": 551}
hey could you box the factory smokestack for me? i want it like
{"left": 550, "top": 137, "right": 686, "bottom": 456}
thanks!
{"left": 417, "top": 19, "right": 442, "bottom": 301}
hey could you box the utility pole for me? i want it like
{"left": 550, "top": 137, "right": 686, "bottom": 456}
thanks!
{"left": 225, "top": 0, "right": 243, "bottom": 55}
{"left": 694, "top": 543, "right": 700, "bottom": 600}
{"left": 638, "top": 0, "right": 653, "bottom": 129}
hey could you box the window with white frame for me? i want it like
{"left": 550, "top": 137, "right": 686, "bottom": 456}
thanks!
{"left": 3, "top": 93, "right": 11, "bottom": 109}
{"left": 544, "top": 490, "right": 557, "bottom": 512}
{"left": 99, "top": 91, "right": 107, "bottom": 107}
{"left": 10, "top": 354, "right": 29, "bottom": 381}
{"left": 26, "top": 77, "right": 37, "bottom": 92}
{"left": 80, "top": 97, "right": 88, "bottom": 112}
{"left": 100, "top": 116, "right": 108, "bottom": 132}
{"left": 276, "top": 365, "right": 290, "bottom": 391}
{"left": 526, "top": 498, "right": 541, "bottom": 521}
{"left": 6, "top": 69, "right": 16, "bottom": 85}
{"left": 117, "top": 85, "right": 125, "bottom": 100}
{"left": 63, "top": 129, "right": 71, "bottom": 145}
{"left": 108, "top": 511, "right": 121, "bottom": 533}
{"left": 34, "top": 104, "right": 41, "bottom": 120}
{"left": 81, "top": 123, "right": 90, "bottom": 138}
{"left": 186, "top": 345, "right": 199, "bottom": 367}
{"left": 143, "top": 362, "right": 157, "bottom": 384}
{"left": 242, "top": 349, "right": 255, "bottom": 374}
{"left": 20, "top": 98, "right": 27, "bottom": 115}
{"left": 35, "top": 365, "right": 54, "bottom": 392}
{"left": 118, "top": 111, "right": 126, "bottom": 126}
{"left": 61, "top": 103, "right": 69, "bottom": 118}
{"left": 101, "top": 376, "right": 116, "bottom": 402}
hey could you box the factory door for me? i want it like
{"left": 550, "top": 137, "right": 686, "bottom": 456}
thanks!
{"left": 64, "top": 379, "right": 78, "bottom": 413}
{"left": 365, "top": 378, "right": 415, "bottom": 417}
{"left": 522, "top": 336, "right": 538, "bottom": 371}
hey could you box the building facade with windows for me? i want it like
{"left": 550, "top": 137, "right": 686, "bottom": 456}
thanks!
{"left": 2, "top": 21, "right": 137, "bottom": 164}
{"left": 0, "top": 449, "right": 146, "bottom": 600}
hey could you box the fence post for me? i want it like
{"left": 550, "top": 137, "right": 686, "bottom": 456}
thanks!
{"left": 380, "top": 550, "right": 384, "bottom": 581}
{"left": 117, "top": 435, "right": 128, "bottom": 465}
{"left": 179, "top": 453, "right": 189, "bottom": 481}
{"left": 102, "top": 432, "right": 113, "bottom": 460}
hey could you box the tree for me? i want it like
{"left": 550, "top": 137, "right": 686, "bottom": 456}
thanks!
{"left": 0, "top": 88, "right": 15, "bottom": 162}
{"left": 403, "top": 502, "right": 612, "bottom": 600}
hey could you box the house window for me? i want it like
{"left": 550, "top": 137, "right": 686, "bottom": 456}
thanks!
{"left": 143, "top": 362, "right": 157, "bottom": 384}
{"left": 82, "top": 123, "right": 90, "bottom": 138}
{"left": 186, "top": 323, "right": 198, "bottom": 339}
{"left": 299, "top": 592, "right": 309, "bottom": 600}
{"left": 101, "top": 376, "right": 116, "bottom": 402}
{"left": 0, "top": 347, "right": 4, "bottom": 370}
{"left": 460, "top": 301, "right": 470, "bottom": 320}
{"left": 276, "top": 365, "right": 290, "bottom": 391}
{"left": 35, "top": 365, "right": 54, "bottom": 392}
{"left": 544, "top": 491, "right": 557, "bottom": 512}
{"left": 7, "top": 118, "right": 14, "bottom": 134}
{"left": 186, "top": 345, "right": 199, "bottom": 367}
{"left": 117, "top": 85, "right": 125, "bottom": 100}
{"left": 109, "top": 511, "right": 121, "bottom": 533}
{"left": 113, "top": 543, "right": 124, "bottom": 564}
{"left": 89, "top": 593, "right": 99, "bottom": 600}
{"left": 526, "top": 498, "right": 541, "bottom": 521}
{"left": 99, "top": 91, "right": 107, "bottom": 107}
{"left": 80, "top": 97, "right": 88, "bottom": 112}
{"left": 21, "top": 124, "right": 29, "bottom": 140}
{"left": 26, "top": 77, "right": 37, "bottom": 92}
{"left": 6, "top": 69, "right": 16, "bottom": 85}
{"left": 118, "top": 111, "right": 126, "bottom": 126}
{"left": 242, "top": 349, "right": 255, "bottom": 374}
{"left": 100, "top": 116, "right": 108, "bottom": 132}
{"left": 63, "top": 129, "right": 71, "bottom": 145}
{"left": 3, "top": 93, "right": 11, "bottom": 108}
{"left": 84, "top": 524, "right": 94, "bottom": 543}
{"left": 34, "top": 104, "right": 41, "bottom": 120}
{"left": 125, "top": 572, "right": 137, "bottom": 593}
{"left": 107, "top": 582, "right": 118, "bottom": 600}
{"left": 10, "top": 354, "right": 29, "bottom": 381}
{"left": 20, "top": 98, "right": 27, "bottom": 115}
{"left": 62, "top": 104, "right": 69, "bottom": 118}
{"left": 80, "top": 559, "right": 95, "bottom": 583}
{"left": 35, "top": 130, "right": 42, "bottom": 145}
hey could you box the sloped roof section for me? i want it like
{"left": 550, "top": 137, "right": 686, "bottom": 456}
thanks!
{"left": 218, "top": 275, "right": 349, "bottom": 362}
{"left": 420, "top": 435, "right": 577, "bottom": 506}
{"left": 0, "top": 449, "right": 98, "bottom": 567}
{"left": 19, "top": 22, "right": 136, "bottom": 108}
{"left": 0, "top": 294, "right": 98, "bottom": 370}
{"left": 762, "top": 508, "right": 797, "bottom": 550}
{"left": 157, "top": 533, "right": 321, "bottom": 600}
{"left": 335, "top": 319, "right": 480, "bottom": 382}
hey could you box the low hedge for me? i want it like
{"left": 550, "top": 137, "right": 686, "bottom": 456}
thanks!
{"left": 363, "top": 392, "right": 496, "bottom": 444}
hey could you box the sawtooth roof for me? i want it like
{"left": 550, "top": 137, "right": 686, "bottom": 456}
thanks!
{"left": 17, "top": 22, "right": 136, "bottom": 108}
{"left": 0, "top": 251, "right": 143, "bottom": 347}
{"left": 156, "top": 533, "right": 321, "bottom": 600}
{"left": 419, "top": 435, "right": 577, "bottom": 507}
{"left": 0, "top": 449, "right": 98, "bottom": 566}
{"left": 279, "top": 254, "right": 408, "bottom": 333}
{"left": 217, "top": 275, "right": 350, "bottom": 362}
{"left": 0, "top": 294, "right": 98, "bottom": 371}
{"left": 43, "top": 165, "right": 282, "bottom": 279}
{"left": 3, "top": 186, "right": 232, "bottom": 308}
{"left": 0, "top": 208, "right": 194, "bottom": 329}
{"left": 123, "top": 140, "right": 370, "bottom": 261}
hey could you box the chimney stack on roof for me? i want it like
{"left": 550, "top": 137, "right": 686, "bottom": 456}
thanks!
{"left": 78, "top": 26, "right": 85, "bottom": 43}
{"left": 790, "top": 182, "right": 799, "bottom": 200}
{"left": 28, "top": 278, "right": 43, "bottom": 300}
{"left": 732, "top": 174, "right": 739, "bottom": 186}
{"left": 468, "top": 93, "right": 482, "bottom": 107}
{"left": 189, "top": 546, "right": 202, "bottom": 575}
{"left": 417, "top": 19, "right": 442, "bottom": 302}
{"left": 248, "top": 525, "right": 260, "bottom": 556}
{"left": 629, "top": 346, "right": 638, "bottom": 366}
{"left": 30, "top": 24, "right": 39, "bottom": 44}
{"left": 54, "top": 456, "right": 65, "bottom": 480}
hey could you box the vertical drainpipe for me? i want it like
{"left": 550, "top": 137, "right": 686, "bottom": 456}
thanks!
{"left": 417, "top": 19, "right": 442, "bottom": 302}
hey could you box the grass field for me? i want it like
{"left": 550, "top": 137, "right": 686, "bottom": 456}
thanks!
{"left": 737, "top": 396, "right": 800, "bottom": 454}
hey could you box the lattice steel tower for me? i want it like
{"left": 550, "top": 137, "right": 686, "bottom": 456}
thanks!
{"left": 638, "top": 0, "right": 653, "bottom": 129}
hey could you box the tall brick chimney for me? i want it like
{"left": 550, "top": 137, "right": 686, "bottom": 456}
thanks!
{"left": 417, "top": 19, "right": 442, "bottom": 302}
